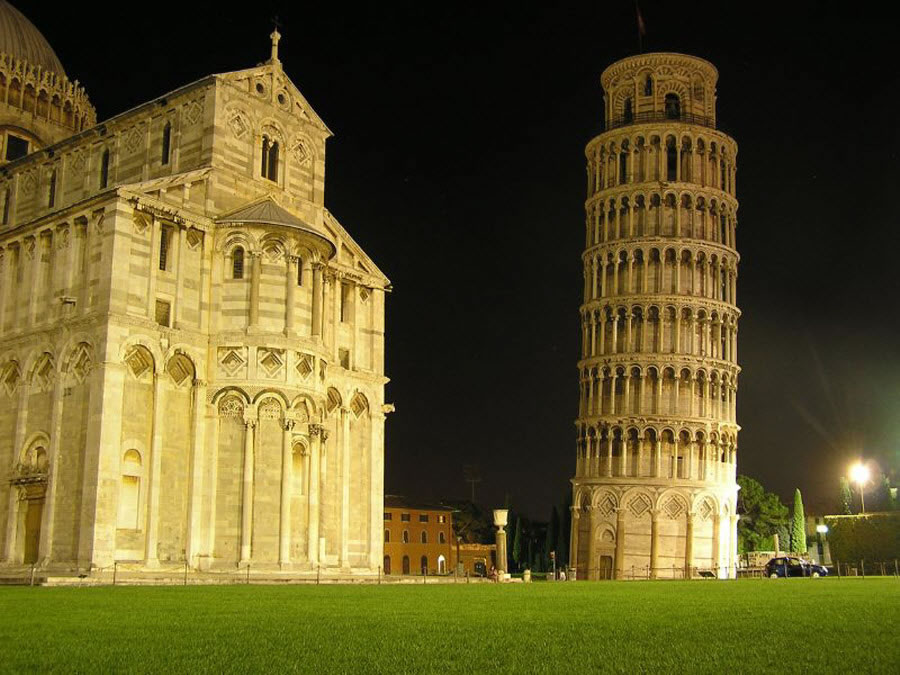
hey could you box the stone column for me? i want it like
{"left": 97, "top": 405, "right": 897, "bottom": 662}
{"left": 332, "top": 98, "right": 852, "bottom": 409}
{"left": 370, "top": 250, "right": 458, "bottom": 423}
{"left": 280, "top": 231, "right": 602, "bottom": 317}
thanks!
{"left": 654, "top": 439, "right": 662, "bottom": 478}
{"left": 591, "top": 257, "right": 598, "bottom": 299}
{"left": 307, "top": 425, "right": 323, "bottom": 565}
{"left": 175, "top": 226, "right": 187, "bottom": 327}
{"left": 712, "top": 513, "right": 721, "bottom": 578}
{"left": 312, "top": 263, "right": 323, "bottom": 337}
{"left": 493, "top": 509, "right": 508, "bottom": 575}
{"left": 649, "top": 510, "right": 659, "bottom": 579}
{"left": 248, "top": 252, "right": 261, "bottom": 330}
{"left": 614, "top": 509, "right": 626, "bottom": 580}
{"left": 144, "top": 373, "right": 166, "bottom": 567}
{"left": 340, "top": 408, "right": 351, "bottom": 568}
{"left": 569, "top": 506, "right": 580, "bottom": 576}
{"left": 239, "top": 411, "right": 257, "bottom": 565}
{"left": 729, "top": 514, "right": 739, "bottom": 579}
{"left": 589, "top": 315, "right": 597, "bottom": 356}
{"left": 38, "top": 376, "right": 65, "bottom": 565}
{"left": 599, "top": 261, "right": 607, "bottom": 297}
{"left": 586, "top": 372, "right": 594, "bottom": 416}
{"left": 185, "top": 379, "right": 207, "bottom": 565}
{"left": 684, "top": 513, "right": 694, "bottom": 579}
{"left": 203, "top": 403, "right": 219, "bottom": 567}
{"left": 622, "top": 373, "right": 631, "bottom": 416}
{"left": 285, "top": 256, "right": 297, "bottom": 337}
{"left": 279, "top": 417, "right": 295, "bottom": 568}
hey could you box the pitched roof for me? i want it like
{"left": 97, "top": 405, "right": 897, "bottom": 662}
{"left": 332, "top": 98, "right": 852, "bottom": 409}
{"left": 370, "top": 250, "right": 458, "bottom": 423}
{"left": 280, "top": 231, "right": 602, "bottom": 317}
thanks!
{"left": 384, "top": 495, "right": 455, "bottom": 512}
{"left": 216, "top": 197, "right": 336, "bottom": 255}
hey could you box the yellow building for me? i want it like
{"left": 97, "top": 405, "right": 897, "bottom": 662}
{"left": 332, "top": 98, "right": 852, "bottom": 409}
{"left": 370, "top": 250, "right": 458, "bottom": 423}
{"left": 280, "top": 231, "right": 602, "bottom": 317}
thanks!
{"left": 0, "top": 2, "right": 389, "bottom": 577}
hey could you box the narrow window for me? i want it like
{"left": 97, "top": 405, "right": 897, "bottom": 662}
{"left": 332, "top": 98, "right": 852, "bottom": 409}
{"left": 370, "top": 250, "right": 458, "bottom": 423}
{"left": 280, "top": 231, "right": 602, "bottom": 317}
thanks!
{"left": 644, "top": 75, "right": 653, "bottom": 96}
{"left": 339, "top": 349, "right": 350, "bottom": 369}
{"left": 384, "top": 529, "right": 390, "bottom": 543}
{"left": 296, "top": 256, "right": 303, "bottom": 286}
{"left": 421, "top": 531, "right": 428, "bottom": 544}
{"left": 48, "top": 170, "right": 57, "bottom": 208}
{"left": 261, "top": 136, "right": 270, "bottom": 176}
{"left": 159, "top": 226, "right": 170, "bottom": 271}
{"left": 665, "top": 94, "right": 681, "bottom": 119}
{"left": 100, "top": 149, "right": 110, "bottom": 188}
{"left": 721, "top": 163, "right": 727, "bottom": 191}
{"left": 402, "top": 530, "right": 409, "bottom": 544}
{"left": 117, "top": 449, "right": 143, "bottom": 530}
{"left": 161, "top": 122, "right": 171, "bottom": 165}
{"left": 420, "top": 556, "right": 428, "bottom": 574}
{"left": 439, "top": 531, "right": 446, "bottom": 544}
{"left": 2, "top": 188, "right": 10, "bottom": 225}
{"left": 261, "top": 136, "right": 279, "bottom": 181}
{"left": 623, "top": 98, "right": 633, "bottom": 123}
{"left": 618, "top": 152, "right": 627, "bottom": 184}
{"left": 267, "top": 140, "right": 279, "bottom": 181}
{"left": 232, "top": 246, "right": 244, "bottom": 279}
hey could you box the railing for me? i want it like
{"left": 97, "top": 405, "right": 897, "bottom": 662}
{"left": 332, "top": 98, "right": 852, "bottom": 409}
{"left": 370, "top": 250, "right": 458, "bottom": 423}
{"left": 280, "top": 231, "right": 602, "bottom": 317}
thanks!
{"left": 605, "top": 111, "right": 717, "bottom": 132}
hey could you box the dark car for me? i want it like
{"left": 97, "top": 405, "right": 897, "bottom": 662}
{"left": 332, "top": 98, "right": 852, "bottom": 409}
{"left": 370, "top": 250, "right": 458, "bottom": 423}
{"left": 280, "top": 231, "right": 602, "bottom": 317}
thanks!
{"left": 765, "top": 556, "right": 828, "bottom": 578}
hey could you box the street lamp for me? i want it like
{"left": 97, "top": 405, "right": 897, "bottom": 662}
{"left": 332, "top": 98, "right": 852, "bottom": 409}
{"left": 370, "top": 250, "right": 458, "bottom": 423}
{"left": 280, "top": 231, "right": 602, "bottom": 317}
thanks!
{"left": 850, "top": 462, "right": 870, "bottom": 514}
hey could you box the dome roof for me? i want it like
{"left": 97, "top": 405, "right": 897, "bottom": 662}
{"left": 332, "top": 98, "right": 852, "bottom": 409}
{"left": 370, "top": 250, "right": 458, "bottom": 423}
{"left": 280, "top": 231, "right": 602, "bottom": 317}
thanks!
{"left": 0, "top": 1, "right": 66, "bottom": 77}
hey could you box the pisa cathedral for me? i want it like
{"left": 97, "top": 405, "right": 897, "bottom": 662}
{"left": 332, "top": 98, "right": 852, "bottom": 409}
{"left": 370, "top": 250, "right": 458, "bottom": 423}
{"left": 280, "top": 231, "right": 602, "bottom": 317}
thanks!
{"left": 0, "top": 2, "right": 388, "bottom": 576}
{"left": 571, "top": 53, "right": 740, "bottom": 579}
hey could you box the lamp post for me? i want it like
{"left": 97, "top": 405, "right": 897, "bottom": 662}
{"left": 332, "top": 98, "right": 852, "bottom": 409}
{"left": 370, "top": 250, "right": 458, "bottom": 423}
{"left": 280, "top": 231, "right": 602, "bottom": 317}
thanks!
{"left": 850, "top": 463, "right": 870, "bottom": 514}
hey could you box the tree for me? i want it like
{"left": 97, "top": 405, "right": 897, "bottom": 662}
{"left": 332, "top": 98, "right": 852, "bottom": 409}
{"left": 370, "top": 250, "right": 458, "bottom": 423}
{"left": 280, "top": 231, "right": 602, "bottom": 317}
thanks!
{"left": 447, "top": 501, "right": 493, "bottom": 544}
{"left": 839, "top": 478, "right": 853, "bottom": 515}
{"left": 511, "top": 515, "right": 523, "bottom": 571}
{"left": 791, "top": 489, "right": 807, "bottom": 553}
{"left": 736, "top": 475, "right": 789, "bottom": 552}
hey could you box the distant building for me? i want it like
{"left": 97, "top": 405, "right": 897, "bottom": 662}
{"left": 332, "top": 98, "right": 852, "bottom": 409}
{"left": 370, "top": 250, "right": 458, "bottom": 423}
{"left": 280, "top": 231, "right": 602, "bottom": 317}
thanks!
{"left": 383, "top": 496, "right": 453, "bottom": 575}
{"left": 454, "top": 542, "right": 496, "bottom": 577}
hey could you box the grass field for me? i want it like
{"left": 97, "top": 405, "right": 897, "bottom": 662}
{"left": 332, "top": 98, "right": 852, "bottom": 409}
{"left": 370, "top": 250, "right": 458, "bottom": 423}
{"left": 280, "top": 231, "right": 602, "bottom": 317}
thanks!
{"left": 0, "top": 579, "right": 897, "bottom": 673}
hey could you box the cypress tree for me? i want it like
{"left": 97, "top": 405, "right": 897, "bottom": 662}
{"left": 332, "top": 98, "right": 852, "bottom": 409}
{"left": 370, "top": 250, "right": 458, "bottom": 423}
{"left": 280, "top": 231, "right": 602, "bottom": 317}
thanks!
{"left": 791, "top": 489, "right": 807, "bottom": 553}
{"left": 839, "top": 477, "right": 853, "bottom": 515}
{"left": 511, "top": 515, "right": 523, "bottom": 571}
{"left": 545, "top": 506, "right": 559, "bottom": 569}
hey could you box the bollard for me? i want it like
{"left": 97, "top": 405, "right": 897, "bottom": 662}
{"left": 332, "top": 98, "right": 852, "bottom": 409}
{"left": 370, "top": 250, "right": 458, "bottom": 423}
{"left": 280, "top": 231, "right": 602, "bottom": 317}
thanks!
{"left": 113, "top": 561, "right": 118, "bottom": 586}
{"left": 860, "top": 560, "right": 865, "bottom": 579}
{"left": 246, "top": 564, "right": 251, "bottom": 585}
{"left": 836, "top": 560, "right": 840, "bottom": 579}
{"left": 184, "top": 561, "right": 189, "bottom": 586}
{"left": 316, "top": 564, "right": 320, "bottom": 585}
{"left": 895, "top": 559, "right": 898, "bottom": 577}
{"left": 466, "top": 570, "right": 469, "bottom": 584}
{"left": 378, "top": 565, "right": 381, "bottom": 585}
{"left": 30, "top": 564, "right": 36, "bottom": 587}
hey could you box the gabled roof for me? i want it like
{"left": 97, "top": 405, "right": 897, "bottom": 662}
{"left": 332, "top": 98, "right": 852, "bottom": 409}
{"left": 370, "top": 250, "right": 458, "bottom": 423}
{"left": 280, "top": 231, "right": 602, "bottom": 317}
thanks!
{"left": 217, "top": 196, "right": 336, "bottom": 256}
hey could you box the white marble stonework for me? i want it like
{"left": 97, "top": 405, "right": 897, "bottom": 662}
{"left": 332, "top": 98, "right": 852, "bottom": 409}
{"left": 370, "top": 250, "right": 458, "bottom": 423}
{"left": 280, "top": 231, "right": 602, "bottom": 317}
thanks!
{"left": 571, "top": 53, "right": 740, "bottom": 580}
{"left": 0, "top": 5, "right": 389, "bottom": 576}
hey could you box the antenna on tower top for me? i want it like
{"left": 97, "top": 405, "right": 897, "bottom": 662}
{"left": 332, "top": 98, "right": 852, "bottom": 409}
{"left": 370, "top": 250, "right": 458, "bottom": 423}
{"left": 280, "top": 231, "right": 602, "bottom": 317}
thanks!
{"left": 269, "top": 16, "right": 282, "bottom": 64}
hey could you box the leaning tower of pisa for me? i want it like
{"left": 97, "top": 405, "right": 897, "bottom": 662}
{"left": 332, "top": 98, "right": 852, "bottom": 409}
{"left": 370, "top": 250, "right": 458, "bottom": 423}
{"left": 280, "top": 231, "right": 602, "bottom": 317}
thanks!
{"left": 570, "top": 53, "right": 740, "bottom": 580}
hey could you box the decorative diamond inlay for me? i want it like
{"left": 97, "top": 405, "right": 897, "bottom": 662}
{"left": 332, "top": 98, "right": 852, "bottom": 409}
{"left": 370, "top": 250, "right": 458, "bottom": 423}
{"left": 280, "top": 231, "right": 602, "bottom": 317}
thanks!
{"left": 628, "top": 494, "right": 651, "bottom": 519}
{"left": 597, "top": 494, "right": 616, "bottom": 517}
{"left": 663, "top": 498, "right": 684, "bottom": 520}
{"left": 295, "top": 353, "right": 313, "bottom": 379}
{"left": 259, "top": 349, "right": 284, "bottom": 377}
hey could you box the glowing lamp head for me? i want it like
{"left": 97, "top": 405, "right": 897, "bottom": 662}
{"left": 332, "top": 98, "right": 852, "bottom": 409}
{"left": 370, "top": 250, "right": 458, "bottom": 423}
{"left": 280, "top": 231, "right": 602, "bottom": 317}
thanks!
{"left": 850, "top": 463, "right": 870, "bottom": 486}
{"left": 816, "top": 524, "right": 828, "bottom": 534}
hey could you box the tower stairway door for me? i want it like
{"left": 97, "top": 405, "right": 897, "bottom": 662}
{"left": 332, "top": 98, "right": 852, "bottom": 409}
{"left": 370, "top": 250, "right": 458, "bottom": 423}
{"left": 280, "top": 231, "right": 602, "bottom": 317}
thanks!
{"left": 23, "top": 494, "right": 45, "bottom": 565}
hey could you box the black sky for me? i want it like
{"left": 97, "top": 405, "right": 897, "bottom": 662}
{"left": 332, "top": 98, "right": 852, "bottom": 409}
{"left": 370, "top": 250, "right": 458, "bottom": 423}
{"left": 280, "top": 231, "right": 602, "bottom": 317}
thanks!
{"left": 26, "top": 2, "right": 899, "bottom": 517}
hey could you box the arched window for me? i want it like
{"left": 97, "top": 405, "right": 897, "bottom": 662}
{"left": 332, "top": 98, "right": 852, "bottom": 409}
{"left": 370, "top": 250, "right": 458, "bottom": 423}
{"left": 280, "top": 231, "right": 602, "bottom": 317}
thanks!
{"left": 665, "top": 94, "right": 681, "bottom": 119}
{"left": 402, "top": 555, "right": 410, "bottom": 575}
{"left": 644, "top": 75, "right": 653, "bottom": 96}
{"left": 420, "top": 531, "right": 428, "bottom": 544}
{"left": 296, "top": 256, "right": 303, "bottom": 286}
{"left": 161, "top": 122, "right": 171, "bottom": 165}
{"left": 623, "top": 97, "right": 633, "bottom": 122}
{"left": 383, "top": 555, "right": 391, "bottom": 575}
{"left": 261, "top": 136, "right": 279, "bottom": 181}
{"left": 666, "top": 139, "right": 677, "bottom": 182}
{"left": 384, "top": 529, "right": 390, "bottom": 543}
{"left": 100, "top": 149, "right": 110, "bottom": 188}
{"left": 48, "top": 170, "right": 57, "bottom": 208}
{"left": 232, "top": 247, "right": 245, "bottom": 279}
{"left": 618, "top": 152, "right": 627, "bottom": 184}
{"left": 439, "top": 531, "right": 446, "bottom": 544}
{"left": 402, "top": 529, "right": 409, "bottom": 544}
{"left": 117, "top": 449, "right": 142, "bottom": 529}
{"left": 420, "top": 555, "right": 428, "bottom": 574}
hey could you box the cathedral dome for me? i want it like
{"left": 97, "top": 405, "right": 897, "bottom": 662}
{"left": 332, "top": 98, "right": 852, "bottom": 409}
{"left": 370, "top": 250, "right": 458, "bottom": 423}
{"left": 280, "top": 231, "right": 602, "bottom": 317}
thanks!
{"left": 0, "top": 1, "right": 66, "bottom": 78}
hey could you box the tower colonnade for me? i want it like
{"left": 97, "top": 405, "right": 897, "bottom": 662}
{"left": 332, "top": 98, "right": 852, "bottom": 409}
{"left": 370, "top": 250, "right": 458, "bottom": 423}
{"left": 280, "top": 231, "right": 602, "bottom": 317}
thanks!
{"left": 570, "top": 53, "right": 740, "bottom": 581}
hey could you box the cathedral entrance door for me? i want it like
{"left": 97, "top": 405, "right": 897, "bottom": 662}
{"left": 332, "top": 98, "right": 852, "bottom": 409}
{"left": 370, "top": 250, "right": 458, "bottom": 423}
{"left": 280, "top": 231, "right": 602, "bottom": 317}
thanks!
{"left": 23, "top": 495, "right": 45, "bottom": 565}
{"left": 598, "top": 555, "right": 613, "bottom": 580}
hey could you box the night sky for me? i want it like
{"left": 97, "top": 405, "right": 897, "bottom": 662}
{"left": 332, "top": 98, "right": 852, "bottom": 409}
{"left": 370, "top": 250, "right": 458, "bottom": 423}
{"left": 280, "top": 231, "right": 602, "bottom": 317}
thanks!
{"left": 27, "top": 2, "right": 899, "bottom": 517}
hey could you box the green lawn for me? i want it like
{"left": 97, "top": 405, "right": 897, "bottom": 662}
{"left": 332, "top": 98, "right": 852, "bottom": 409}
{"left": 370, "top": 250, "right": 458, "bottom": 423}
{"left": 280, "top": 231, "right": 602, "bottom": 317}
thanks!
{"left": 0, "top": 579, "right": 897, "bottom": 673}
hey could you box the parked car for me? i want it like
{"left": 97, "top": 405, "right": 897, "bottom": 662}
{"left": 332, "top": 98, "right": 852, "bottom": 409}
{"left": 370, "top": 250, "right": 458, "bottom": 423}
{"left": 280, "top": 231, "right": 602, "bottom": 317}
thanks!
{"left": 765, "top": 556, "right": 828, "bottom": 578}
